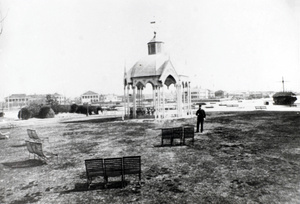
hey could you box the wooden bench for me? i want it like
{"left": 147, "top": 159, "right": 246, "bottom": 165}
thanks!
{"left": 85, "top": 156, "right": 141, "bottom": 188}
{"left": 161, "top": 126, "right": 195, "bottom": 146}
{"left": 25, "top": 140, "right": 57, "bottom": 162}
{"left": 183, "top": 126, "right": 195, "bottom": 145}
{"left": 255, "top": 106, "right": 267, "bottom": 110}
{"left": 123, "top": 156, "right": 141, "bottom": 184}
{"left": 172, "top": 127, "right": 183, "bottom": 145}
{"left": 161, "top": 128, "right": 173, "bottom": 146}
{"left": 85, "top": 158, "right": 105, "bottom": 189}
{"left": 104, "top": 157, "right": 124, "bottom": 187}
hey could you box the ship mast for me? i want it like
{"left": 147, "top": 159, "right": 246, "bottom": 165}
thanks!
{"left": 282, "top": 77, "right": 285, "bottom": 92}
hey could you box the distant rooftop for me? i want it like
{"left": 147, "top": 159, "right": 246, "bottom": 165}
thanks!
{"left": 6, "top": 94, "right": 27, "bottom": 98}
{"left": 81, "top": 91, "right": 99, "bottom": 96}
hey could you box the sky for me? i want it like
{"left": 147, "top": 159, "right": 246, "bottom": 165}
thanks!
{"left": 1, "top": 0, "right": 300, "bottom": 100}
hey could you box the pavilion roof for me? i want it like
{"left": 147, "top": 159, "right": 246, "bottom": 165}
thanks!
{"left": 127, "top": 53, "right": 169, "bottom": 78}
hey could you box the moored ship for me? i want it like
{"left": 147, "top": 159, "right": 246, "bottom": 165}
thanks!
{"left": 273, "top": 92, "right": 297, "bottom": 105}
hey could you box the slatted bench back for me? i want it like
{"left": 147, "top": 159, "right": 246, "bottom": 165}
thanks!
{"left": 104, "top": 158, "right": 123, "bottom": 177}
{"left": 85, "top": 159, "right": 104, "bottom": 177}
{"left": 161, "top": 128, "right": 173, "bottom": 139}
{"left": 172, "top": 127, "right": 183, "bottom": 139}
{"left": 123, "top": 156, "right": 141, "bottom": 175}
{"left": 183, "top": 126, "right": 195, "bottom": 145}
{"left": 184, "top": 126, "right": 194, "bottom": 139}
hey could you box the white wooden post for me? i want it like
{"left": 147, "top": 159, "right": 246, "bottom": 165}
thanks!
{"left": 133, "top": 86, "right": 136, "bottom": 118}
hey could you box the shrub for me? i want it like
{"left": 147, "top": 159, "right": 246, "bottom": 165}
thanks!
{"left": 97, "top": 107, "right": 103, "bottom": 114}
{"left": 27, "top": 103, "right": 42, "bottom": 118}
{"left": 60, "top": 105, "right": 71, "bottom": 113}
{"left": 0, "top": 112, "right": 4, "bottom": 117}
{"left": 70, "top": 104, "right": 101, "bottom": 115}
{"left": 18, "top": 108, "right": 32, "bottom": 120}
{"left": 76, "top": 106, "right": 88, "bottom": 114}
{"left": 51, "top": 104, "right": 71, "bottom": 114}
{"left": 38, "top": 106, "right": 55, "bottom": 118}
{"left": 77, "top": 105, "right": 96, "bottom": 115}
{"left": 70, "top": 104, "right": 78, "bottom": 113}
{"left": 89, "top": 106, "right": 102, "bottom": 114}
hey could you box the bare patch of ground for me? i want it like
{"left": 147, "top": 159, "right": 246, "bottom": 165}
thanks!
{"left": 0, "top": 111, "right": 300, "bottom": 203}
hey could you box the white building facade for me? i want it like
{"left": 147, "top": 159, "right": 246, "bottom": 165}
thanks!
{"left": 81, "top": 91, "right": 100, "bottom": 104}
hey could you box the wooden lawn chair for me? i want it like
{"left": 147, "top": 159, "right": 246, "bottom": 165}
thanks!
{"left": 0, "top": 131, "right": 9, "bottom": 139}
{"left": 25, "top": 140, "right": 58, "bottom": 162}
{"left": 27, "top": 129, "right": 49, "bottom": 142}
{"left": 25, "top": 140, "right": 35, "bottom": 158}
{"left": 27, "top": 129, "right": 41, "bottom": 142}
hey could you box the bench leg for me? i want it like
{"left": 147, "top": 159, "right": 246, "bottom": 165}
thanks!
{"left": 138, "top": 173, "right": 141, "bottom": 185}
{"left": 104, "top": 176, "right": 108, "bottom": 188}
{"left": 87, "top": 178, "right": 91, "bottom": 189}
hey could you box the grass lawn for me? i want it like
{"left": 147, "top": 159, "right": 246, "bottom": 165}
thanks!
{"left": 0, "top": 111, "right": 300, "bottom": 204}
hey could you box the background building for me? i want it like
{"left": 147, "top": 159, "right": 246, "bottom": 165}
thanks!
{"left": 3, "top": 93, "right": 66, "bottom": 108}
{"left": 100, "top": 94, "right": 121, "bottom": 103}
{"left": 5, "top": 94, "right": 29, "bottom": 108}
{"left": 81, "top": 91, "right": 100, "bottom": 104}
{"left": 191, "top": 88, "right": 215, "bottom": 103}
{"left": 53, "top": 93, "right": 66, "bottom": 104}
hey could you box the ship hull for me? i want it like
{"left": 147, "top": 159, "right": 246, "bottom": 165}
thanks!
{"left": 273, "top": 92, "right": 297, "bottom": 105}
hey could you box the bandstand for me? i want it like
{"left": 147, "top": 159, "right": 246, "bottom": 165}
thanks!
{"left": 124, "top": 33, "right": 192, "bottom": 119}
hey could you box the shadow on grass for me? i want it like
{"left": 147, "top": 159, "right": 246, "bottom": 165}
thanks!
{"left": 153, "top": 143, "right": 191, "bottom": 148}
{"left": 61, "top": 181, "right": 127, "bottom": 194}
{"left": 10, "top": 192, "right": 42, "bottom": 204}
{"left": 153, "top": 144, "right": 172, "bottom": 147}
{"left": 2, "top": 159, "right": 46, "bottom": 168}
{"left": 11, "top": 143, "right": 26, "bottom": 148}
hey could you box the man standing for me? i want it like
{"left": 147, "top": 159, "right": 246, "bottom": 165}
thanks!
{"left": 196, "top": 105, "right": 206, "bottom": 133}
